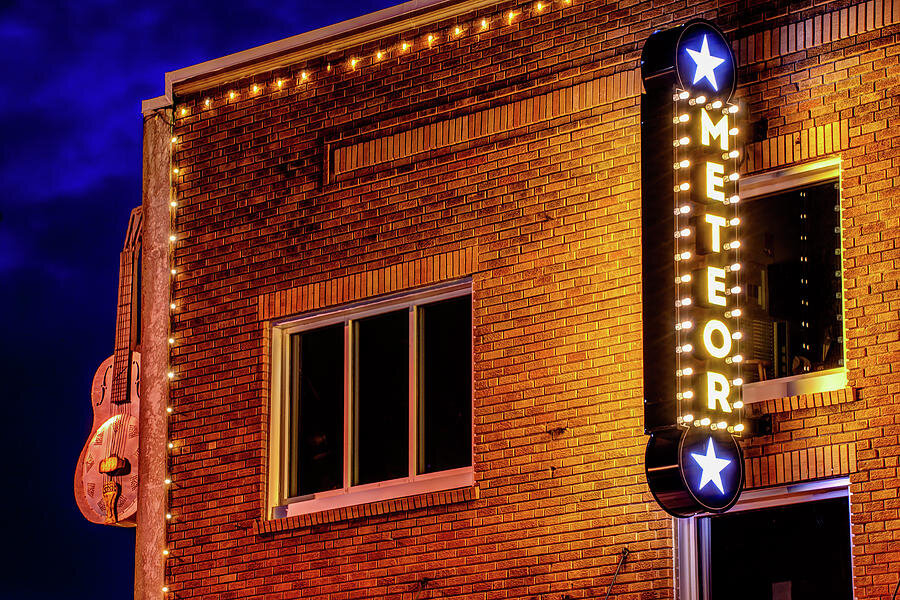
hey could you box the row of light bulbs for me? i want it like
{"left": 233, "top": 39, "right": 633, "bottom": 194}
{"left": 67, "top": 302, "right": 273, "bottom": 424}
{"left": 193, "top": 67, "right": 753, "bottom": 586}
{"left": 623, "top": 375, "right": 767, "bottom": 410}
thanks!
{"left": 174, "top": 0, "right": 573, "bottom": 120}
{"left": 672, "top": 91, "right": 744, "bottom": 434}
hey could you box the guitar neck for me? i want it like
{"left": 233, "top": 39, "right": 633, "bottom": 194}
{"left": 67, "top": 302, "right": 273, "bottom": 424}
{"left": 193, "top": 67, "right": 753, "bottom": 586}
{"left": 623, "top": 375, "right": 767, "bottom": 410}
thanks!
{"left": 110, "top": 248, "right": 135, "bottom": 405}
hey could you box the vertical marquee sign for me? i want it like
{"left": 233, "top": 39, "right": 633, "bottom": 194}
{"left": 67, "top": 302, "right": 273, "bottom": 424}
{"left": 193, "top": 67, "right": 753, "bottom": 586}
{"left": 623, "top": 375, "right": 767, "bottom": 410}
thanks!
{"left": 641, "top": 20, "right": 746, "bottom": 517}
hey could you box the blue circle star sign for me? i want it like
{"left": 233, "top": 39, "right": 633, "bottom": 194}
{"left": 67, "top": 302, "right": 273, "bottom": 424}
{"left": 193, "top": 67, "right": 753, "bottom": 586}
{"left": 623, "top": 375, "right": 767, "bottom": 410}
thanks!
{"left": 675, "top": 21, "right": 736, "bottom": 100}
{"left": 679, "top": 427, "right": 743, "bottom": 512}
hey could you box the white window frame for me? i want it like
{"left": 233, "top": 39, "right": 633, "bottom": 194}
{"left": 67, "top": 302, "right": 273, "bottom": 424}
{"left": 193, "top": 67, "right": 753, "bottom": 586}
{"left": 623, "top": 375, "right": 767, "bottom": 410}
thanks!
{"left": 676, "top": 477, "right": 852, "bottom": 600}
{"left": 737, "top": 157, "right": 847, "bottom": 405}
{"left": 266, "top": 279, "right": 474, "bottom": 519}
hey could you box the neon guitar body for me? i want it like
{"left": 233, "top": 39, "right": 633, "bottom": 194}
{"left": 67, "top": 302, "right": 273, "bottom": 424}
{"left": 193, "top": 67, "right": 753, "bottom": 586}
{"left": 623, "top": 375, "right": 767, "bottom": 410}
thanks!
{"left": 75, "top": 352, "right": 141, "bottom": 525}
{"left": 75, "top": 352, "right": 141, "bottom": 526}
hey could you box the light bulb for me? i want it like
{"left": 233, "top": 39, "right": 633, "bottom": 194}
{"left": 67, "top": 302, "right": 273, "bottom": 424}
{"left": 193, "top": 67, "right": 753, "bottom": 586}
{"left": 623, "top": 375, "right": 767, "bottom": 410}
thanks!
{"left": 717, "top": 421, "right": 727, "bottom": 429}
{"left": 728, "top": 105, "right": 739, "bottom": 114}
{"left": 680, "top": 251, "right": 691, "bottom": 260}
{"left": 683, "top": 390, "right": 694, "bottom": 399}
{"left": 683, "top": 413, "right": 694, "bottom": 422}
{"left": 166, "top": 407, "right": 173, "bottom": 413}
{"left": 731, "top": 286, "right": 742, "bottom": 294}
{"left": 733, "top": 354, "right": 744, "bottom": 363}
{"left": 229, "top": 91, "right": 235, "bottom": 99}
{"left": 376, "top": 51, "right": 383, "bottom": 60}
{"left": 204, "top": 98, "right": 210, "bottom": 107}
{"left": 679, "top": 113, "right": 689, "bottom": 122}
{"left": 350, "top": 58, "right": 358, "bottom": 68}
{"left": 168, "top": 442, "right": 174, "bottom": 449}
{"left": 277, "top": 79, "right": 283, "bottom": 88}
{"left": 680, "top": 228, "right": 691, "bottom": 237}
{"left": 680, "top": 205, "right": 691, "bottom": 214}
{"left": 163, "top": 549, "right": 169, "bottom": 556}
{"left": 180, "top": 108, "right": 187, "bottom": 115}
{"left": 162, "top": 586, "right": 169, "bottom": 592}
{"left": 711, "top": 100, "right": 723, "bottom": 109}
{"left": 680, "top": 159, "right": 690, "bottom": 168}
{"left": 734, "top": 423, "right": 745, "bottom": 432}
{"left": 729, "top": 127, "right": 739, "bottom": 136}
{"left": 252, "top": 84, "right": 259, "bottom": 93}
{"left": 728, "top": 150, "right": 739, "bottom": 158}
{"left": 167, "top": 371, "right": 174, "bottom": 379}
{"left": 681, "top": 297, "right": 692, "bottom": 306}
{"left": 170, "top": 268, "right": 177, "bottom": 275}
{"left": 481, "top": 19, "right": 489, "bottom": 29}
{"left": 507, "top": 11, "right": 516, "bottom": 23}
{"left": 172, "top": 167, "right": 179, "bottom": 174}
{"left": 535, "top": 2, "right": 544, "bottom": 11}
{"left": 730, "top": 217, "right": 740, "bottom": 226}
{"left": 166, "top": 513, "right": 172, "bottom": 519}
{"left": 169, "top": 302, "right": 176, "bottom": 310}
{"left": 679, "top": 136, "right": 690, "bottom": 145}
{"left": 681, "top": 320, "right": 693, "bottom": 330}
{"left": 733, "top": 400, "right": 744, "bottom": 409}
{"left": 700, "top": 417, "right": 711, "bottom": 426}
{"left": 168, "top": 337, "right": 175, "bottom": 345}
{"left": 169, "top": 234, "right": 177, "bottom": 242}
{"left": 732, "top": 331, "right": 743, "bottom": 340}
{"left": 679, "top": 91, "right": 690, "bottom": 100}
{"left": 682, "top": 367, "right": 693, "bottom": 376}
{"left": 680, "top": 274, "right": 692, "bottom": 283}
{"left": 728, "top": 172, "right": 740, "bottom": 181}
{"left": 454, "top": 26, "right": 462, "bottom": 36}
{"left": 170, "top": 200, "right": 177, "bottom": 208}
{"left": 301, "top": 71, "right": 309, "bottom": 80}
{"left": 679, "top": 182, "right": 691, "bottom": 191}
{"left": 728, "top": 194, "right": 740, "bottom": 204}
{"left": 401, "top": 42, "right": 410, "bottom": 51}
{"left": 694, "top": 95, "right": 706, "bottom": 104}
{"left": 171, "top": 136, "right": 178, "bottom": 144}
{"left": 164, "top": 478, "right": 172, "bottom": 485}
{"left": 427, "top": 35, "right": 434, "bottom": 45}
{"left": 729, "top": 263, "right": 741, "bottom": 271}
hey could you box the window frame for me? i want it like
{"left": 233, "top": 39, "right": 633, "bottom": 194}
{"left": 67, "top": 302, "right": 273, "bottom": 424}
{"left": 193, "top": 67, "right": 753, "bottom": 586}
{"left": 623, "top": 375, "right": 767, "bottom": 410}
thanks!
{"left": 737, "top": 158, "right": 847, "bottom": 404}
{"left": 676, "top": 477, "right": 852, "bottom": 600}
{"left": 266, "top": 279, "right": 474, "bottom": 519}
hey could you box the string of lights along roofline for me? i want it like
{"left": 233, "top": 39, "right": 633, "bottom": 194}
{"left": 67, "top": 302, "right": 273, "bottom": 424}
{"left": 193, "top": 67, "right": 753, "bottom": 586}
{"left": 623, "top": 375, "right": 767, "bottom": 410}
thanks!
{"left": 174, "top": 0, "right": 572, "bottom": 121}
{"left": 163, "top": 1, "right": 575, "bottom": 595}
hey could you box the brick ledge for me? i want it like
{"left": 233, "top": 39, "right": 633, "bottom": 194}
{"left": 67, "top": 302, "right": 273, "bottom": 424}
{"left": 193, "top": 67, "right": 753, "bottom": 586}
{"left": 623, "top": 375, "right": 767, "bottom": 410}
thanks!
{"left": 253, "top": 485, "right": 478, "bottom": 535}
{"left": 750, "top": 386, "right": 856, "bottom": 415}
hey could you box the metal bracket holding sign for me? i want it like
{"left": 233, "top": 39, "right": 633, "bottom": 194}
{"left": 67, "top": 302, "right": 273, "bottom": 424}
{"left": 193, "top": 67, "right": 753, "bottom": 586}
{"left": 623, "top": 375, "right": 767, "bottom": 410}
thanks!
{"left": 641, "top": 19, "right": 746, "bottom": 517}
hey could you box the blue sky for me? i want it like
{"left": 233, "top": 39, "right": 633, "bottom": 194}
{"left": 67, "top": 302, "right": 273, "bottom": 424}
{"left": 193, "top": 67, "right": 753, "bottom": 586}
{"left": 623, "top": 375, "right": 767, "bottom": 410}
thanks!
{"left": 0, "top": 1, "right": 393, "bottom": 595}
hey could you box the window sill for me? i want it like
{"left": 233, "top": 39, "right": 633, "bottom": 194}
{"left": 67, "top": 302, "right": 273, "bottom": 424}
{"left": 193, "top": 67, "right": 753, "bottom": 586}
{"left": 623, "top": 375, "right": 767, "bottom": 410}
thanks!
{"left": 742, "top": 368, "right": 848, "bottom": 405}
{"left": 256, "top": 469, "right": 476, "bottom": 535}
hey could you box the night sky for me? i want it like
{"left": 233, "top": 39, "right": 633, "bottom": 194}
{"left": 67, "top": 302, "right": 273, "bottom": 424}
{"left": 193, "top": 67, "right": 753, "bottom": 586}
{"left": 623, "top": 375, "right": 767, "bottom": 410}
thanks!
{"left": 1, "top": 1, "right": 393, "bottom": 596}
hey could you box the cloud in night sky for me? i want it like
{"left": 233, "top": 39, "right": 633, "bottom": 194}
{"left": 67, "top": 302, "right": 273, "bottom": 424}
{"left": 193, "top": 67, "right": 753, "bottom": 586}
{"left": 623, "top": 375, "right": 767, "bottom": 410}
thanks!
{"left": 0, "top": 1, "right": 393, "bottom": 596}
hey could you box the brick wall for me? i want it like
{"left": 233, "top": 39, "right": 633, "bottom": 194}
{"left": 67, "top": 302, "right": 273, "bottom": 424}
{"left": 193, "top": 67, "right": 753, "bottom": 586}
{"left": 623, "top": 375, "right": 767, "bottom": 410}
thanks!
{"left": 164, "top": 0, "right": 900, "bottom": 597}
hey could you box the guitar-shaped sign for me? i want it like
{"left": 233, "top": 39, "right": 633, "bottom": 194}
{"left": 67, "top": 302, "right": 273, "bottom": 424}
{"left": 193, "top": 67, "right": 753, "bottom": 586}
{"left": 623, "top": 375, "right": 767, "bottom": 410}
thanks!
{"left": 75, "top": 207, "right": 142, "bottom": 526}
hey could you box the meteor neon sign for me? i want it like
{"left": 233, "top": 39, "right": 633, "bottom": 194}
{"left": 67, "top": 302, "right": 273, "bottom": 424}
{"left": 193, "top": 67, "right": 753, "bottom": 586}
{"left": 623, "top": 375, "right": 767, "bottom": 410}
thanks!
{"left": 641, "top": 19, "right": 745, "bottom": 517}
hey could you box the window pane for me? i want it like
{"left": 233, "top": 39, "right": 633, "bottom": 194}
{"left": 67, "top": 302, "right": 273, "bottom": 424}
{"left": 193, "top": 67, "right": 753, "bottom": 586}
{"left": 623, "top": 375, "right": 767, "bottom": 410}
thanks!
{"left": 741, "top": 181, "right": 842, "bottom": 381}
{"left": 353, "top": 310, "right": 409, "bottom": 485}
{"left": 418, "top": 295, "right": 472, "bottom": 474}
{"left": 703, "top": 498, "right": 851, "bottom": 599}
{"left": 288, "top": 324, "right": 344, "bottom": 497}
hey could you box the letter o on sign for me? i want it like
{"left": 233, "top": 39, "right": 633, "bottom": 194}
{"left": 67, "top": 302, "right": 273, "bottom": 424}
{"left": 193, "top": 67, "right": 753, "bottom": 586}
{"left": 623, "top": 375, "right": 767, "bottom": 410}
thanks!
{"left": 702, "top": 319, "right": 732, "bottom": 358}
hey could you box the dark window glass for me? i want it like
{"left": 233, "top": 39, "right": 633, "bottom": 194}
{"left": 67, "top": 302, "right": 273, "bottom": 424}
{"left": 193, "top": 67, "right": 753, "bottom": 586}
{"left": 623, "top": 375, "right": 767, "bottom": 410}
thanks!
{"left": 702, "top": 498, "right": 851, "bottom": 599}
{"left": 288, "top": 324, "right": 344, "bottom": 497}
{"left": 353, "top": 310, "right": 409, "bottom": 485}
{"left": 418, "top": 296, "right": 472, "bottom": 473}
{"left": 741, "top": 181, "right": 842, "bottom": 381}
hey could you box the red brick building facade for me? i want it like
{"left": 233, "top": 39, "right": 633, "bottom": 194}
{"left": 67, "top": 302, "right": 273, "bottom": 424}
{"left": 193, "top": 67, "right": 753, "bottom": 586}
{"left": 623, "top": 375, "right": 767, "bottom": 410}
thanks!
{"left": 136, "top": 0, "right": 900, "bottom": 597}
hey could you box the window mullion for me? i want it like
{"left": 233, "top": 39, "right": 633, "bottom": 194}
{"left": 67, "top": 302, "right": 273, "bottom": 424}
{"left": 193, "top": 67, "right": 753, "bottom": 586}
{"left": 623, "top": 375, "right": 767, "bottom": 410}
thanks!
{"left": 343, "top": 320, "right": 352, "bottom": 491}
{"left": 408, "top": 306, "right": 417, "bottom": 481}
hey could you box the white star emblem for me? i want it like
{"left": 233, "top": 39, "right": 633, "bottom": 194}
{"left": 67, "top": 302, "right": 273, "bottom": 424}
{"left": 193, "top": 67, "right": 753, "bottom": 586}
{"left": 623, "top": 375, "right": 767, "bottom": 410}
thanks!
{"left": 691, "top": 438, "right": 732, "bottom": 494}
{"left": 686, "top": 34, "right": 726, "bottom": 91}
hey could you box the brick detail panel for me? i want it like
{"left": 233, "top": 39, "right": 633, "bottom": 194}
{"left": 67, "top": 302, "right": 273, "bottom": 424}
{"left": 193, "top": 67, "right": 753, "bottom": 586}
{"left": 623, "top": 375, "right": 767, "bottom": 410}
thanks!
{"left": 751, "top": 386, "right": 856, "bottom": 415}
{"left": 332, "top": 69, "right": 641, "bottom": 177}
{"left": 258, "top": 246, "right": 476, "bottom": 321}
{"left": 734, "top": 0, "right": 900, "bottom": 64}
{"left": 744, "top": 442, "right": 857, "bottom": 488}
{"left": 743, "top": 120, "right": 850, "bottom": 174}
{"left": 253, "top": 486, "right": 478, "bottom": 535}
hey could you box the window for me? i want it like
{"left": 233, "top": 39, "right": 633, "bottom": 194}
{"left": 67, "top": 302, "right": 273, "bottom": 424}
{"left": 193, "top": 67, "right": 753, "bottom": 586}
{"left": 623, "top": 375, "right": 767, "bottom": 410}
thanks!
{"left": 268, "top": 281, "right": 473, "bottom": 517}
{"left": 677, "top": 479, "right": 852, "bottom": 600}
{"left": 737, "top": 160, "right": 846, "bottom": 402}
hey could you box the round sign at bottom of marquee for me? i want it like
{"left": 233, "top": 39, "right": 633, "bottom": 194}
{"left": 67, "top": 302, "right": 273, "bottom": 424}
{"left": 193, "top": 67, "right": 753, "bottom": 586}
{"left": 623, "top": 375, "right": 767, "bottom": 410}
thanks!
{"left": 679, "top": 426, "right": 743, "bottom": 512}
